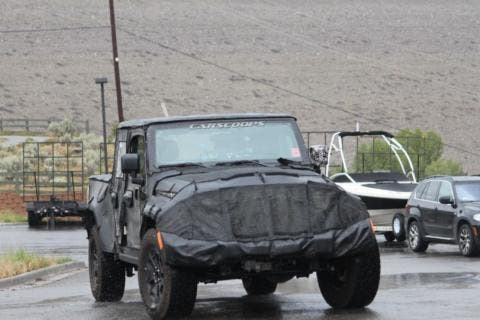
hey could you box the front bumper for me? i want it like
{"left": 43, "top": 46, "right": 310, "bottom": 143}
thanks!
{"left": 161, "top": 218, "right": 376, "bottom": 268}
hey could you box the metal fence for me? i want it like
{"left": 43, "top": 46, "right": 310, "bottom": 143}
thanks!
{"left": 0, "top": 118, "right": 90, "bottom": 134}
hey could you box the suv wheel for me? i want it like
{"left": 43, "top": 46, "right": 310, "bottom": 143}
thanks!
{"left": 458, "top": 224, "right": 478, "bottom": 257}
{"left": 407, "top": 221, "right": 428, "bottom": 252}
{"left": 317, "top": 246, "right": 380, "bottom": 308}
{"left": 242, "top": 277, "right": 277, "bottom": 295}
{"left": 88, "top": 227, "right": 125, "bottom": 301}
{"left": 138, "top": 229, "right": 197, "bottom": 320}
{"left": 392, "top": 214, "right": 406, "bottom": 242}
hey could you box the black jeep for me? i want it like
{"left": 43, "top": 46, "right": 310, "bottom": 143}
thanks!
{"left": 84, "top": 113, "right": 380, "bottom": 320}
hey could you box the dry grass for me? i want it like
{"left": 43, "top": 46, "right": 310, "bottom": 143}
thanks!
{"left": 0, "top": 210, "right": 27, "bottom": 223}
{"left": 0, "top": 249, "right": 71, "bottom": 279}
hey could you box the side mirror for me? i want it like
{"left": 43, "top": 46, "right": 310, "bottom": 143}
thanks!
{"left": 439, "top": 195, "right": 454, "bottom": 205}
{"left": 121, "top": 153, "right": 139, "bottom": 174}
{"left": 309, "top": 145, "right": 328, "bottom": 167}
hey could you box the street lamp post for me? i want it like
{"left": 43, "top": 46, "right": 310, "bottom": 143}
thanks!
{"left": 95, "top": 77, "right": 109, "bottom": 173}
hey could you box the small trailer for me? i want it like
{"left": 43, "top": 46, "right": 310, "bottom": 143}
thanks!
{"left": 22, "top": 141, "right": 88, "bottom": 227}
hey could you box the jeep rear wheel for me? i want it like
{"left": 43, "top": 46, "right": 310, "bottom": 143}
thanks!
{"left": 242, "top": 277, "right": 277, "bottom": 295}
{"left": 138, "top": 229, "right": 198, "bottom": 320}
{"left": 317, "top": 247, "right": 380, "bottom": 309}
{"left": 88, "top": 227, "right": 125, "bottom": 302}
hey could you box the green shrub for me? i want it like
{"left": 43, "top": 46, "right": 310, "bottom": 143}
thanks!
{"left": 425, "top": 159, "right": 464, "bottom": 177}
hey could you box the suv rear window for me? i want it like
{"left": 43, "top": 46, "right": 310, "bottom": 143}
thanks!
{"left": 415, "top": 182, "right": 428, "bottom": 199}
{"left": 422, "top": 181, "right": 441, "bottom": 201}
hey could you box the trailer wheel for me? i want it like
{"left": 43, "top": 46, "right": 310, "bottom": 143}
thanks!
{"left": 138, "top": 229, "right": 197, "bottom": 319}
{"left": 242, "top": 277, "right": 278, "bottom": 295}
{"left": 317, "top": 247, "right": 380, "bottom": 308}
{"left": 88, "top": 227, "right": 125, "bottom": 302}
{"left": 27, "top": 211, "right": 42, "bottom": 227}
{"left": 383, "top": 232, "right": 395, "bottom": 242}
{"left": 392, "top": 214, "right": 406, "bottom": 242}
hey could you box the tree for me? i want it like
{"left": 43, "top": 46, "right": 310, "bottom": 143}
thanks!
{"left": 425, "top": 159, "right": 464, "bottom": 177}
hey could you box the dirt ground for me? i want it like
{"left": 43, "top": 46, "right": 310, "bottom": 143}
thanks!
{"left": 1, "top": 0, "right": 480, "bottom": 172}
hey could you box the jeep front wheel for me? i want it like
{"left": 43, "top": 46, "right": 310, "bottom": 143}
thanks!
{"left": 138, "top": 229, "right": 198, "bottom": 320}
{"left": 88, "top": 227, "right": 125, "bottom": 301}
{"left": 242, "top": 277, "right": 277, "bottom": 295}
{"left": 317, "top": 247, "right": 380, "bottom": 308}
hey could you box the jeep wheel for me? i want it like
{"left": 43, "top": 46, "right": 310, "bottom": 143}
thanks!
{"left": 88, "top": 227, "right": 125, "bottom": 302}
{"left": 317, "top": 247, "right": 380, "bottom": 308}
{"left": 407, "top": 221, "right": 428, "bottom": 252}
{"left": 27, "top": 211, "right": 42, "bottom": 227}
{"left": 138, "top": 229, "right": 197, "bottom": 320}
{"left": 458, "top": 224, "right": 478, "bottom": 257}
{"left": 242, "top": 277, "right": 277, "bottom": 295}
{"left": 392, "top": 214, "right": 406, "bottom": 242}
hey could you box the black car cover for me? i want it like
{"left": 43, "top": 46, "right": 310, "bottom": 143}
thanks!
{"left": 144, "top": 168, "right": 376, "bottom": 267}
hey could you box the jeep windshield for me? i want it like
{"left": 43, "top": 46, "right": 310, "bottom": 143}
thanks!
{"left": 151, "top": 119, "right": 306, "bottom": 168}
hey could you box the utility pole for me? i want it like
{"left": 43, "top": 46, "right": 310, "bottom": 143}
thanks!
{"left": 95, "top": 77, "right": 109, "bottom": 173}
{"left": 109, "top": 0, "right": 124, "bottom": 122}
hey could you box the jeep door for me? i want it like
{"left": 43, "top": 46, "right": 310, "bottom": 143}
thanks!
{"left": 124, "top": 131, "right": 146, "bottom": 249}
{"left": 434, "top": 181, "right": 456, "bottom": 238}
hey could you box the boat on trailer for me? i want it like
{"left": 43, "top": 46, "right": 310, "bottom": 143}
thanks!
{"left": 324, "top": 131, "right": 417, "bottom": 242}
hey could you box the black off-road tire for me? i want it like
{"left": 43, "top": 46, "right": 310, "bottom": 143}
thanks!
{"left": 88, "top": 227, "right": 125, "bottom": 302}
{"left": 384, "top": 232, "right": 395, "bottom": 242}
{"left": 458, "top": 223, "right": 479, "bottom": 257}
{"left": 27, "top": 211, "right": 42, "bottom": 227}
{"left": 317, "top": 247, "right": 380, "bottom": 309}
{"left": 242, "top": 277, "right": 278, "bottom": 295}
{"left": 138, "top": 229, "right": 198, "bottom": 320}
{"left": 392, "top": 214, "right": 406, "bottom": 242}
{"left": 407, "top": 220, "right": 429, "bottom": 253}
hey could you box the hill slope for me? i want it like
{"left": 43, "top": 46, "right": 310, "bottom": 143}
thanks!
{"left": 1, "top": 0, "right": 479, "bottom": 172}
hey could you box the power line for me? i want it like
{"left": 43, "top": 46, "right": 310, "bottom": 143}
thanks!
{"left": 0, "top": 26, "right": 109, "bottom": 34}
{"left": 117, "top": 27, "right": 480, "bottom": 158}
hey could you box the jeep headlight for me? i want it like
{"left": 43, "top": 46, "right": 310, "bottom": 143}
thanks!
{"left": 473, "top": 214, "right": 480, "bottom": 222}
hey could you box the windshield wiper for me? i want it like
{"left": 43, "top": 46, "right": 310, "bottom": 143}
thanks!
{"left": 276, "top": 157, "right": 313, "bottom": 170}
{"left": 158, "top": 162, "right": 207, "bottom": 169}
{"left": 277, "top": 157, "right": 303, "bottom": 166}
{"left": 214, "top": 160, "right": 269, "bottom": 167}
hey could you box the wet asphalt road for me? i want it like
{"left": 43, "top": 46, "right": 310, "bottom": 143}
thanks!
{"left": 1, "top": 224, "right": 480, "bottom": 319}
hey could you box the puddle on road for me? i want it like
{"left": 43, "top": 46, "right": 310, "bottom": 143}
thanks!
{"left": 380, "top": 272, "right": 480, "bottom": 289}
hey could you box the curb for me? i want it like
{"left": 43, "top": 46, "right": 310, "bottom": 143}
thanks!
{"left": 0, "top": 261, "right": 86, "bottom": 289}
